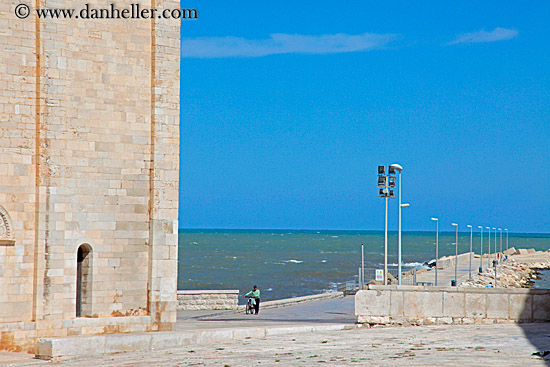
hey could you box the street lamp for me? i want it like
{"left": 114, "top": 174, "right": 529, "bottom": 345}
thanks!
{"left": 431, "top": 218, "right": 439, "bottom": 286}
{"left": 467, "top": 225, "right": 473, "bottom": 280}
{"left": 477, "top": 226, "right": 483, "bottom": 272}
{"left": 398, "top": 201, "right": 410, "bottom": 285}
{"left": 390, "top": 164, "right": 404, "bottom": 285}
{"left": 485, "top": 227, "right": 491, "bottom": 269}
{"left": 499, "top": 228, "right": 502, "bottom": 260}
{"left": 377, "top": 165, "right": 396, "bottom": 285}
{"left": 505, "top": 229, "right": 509, "bottom": 253}
{"left": 493, "top": 227, "right": 497, "bottom": 260}
{"left": 451, "top": 223, "right": 458, "bottom": 286}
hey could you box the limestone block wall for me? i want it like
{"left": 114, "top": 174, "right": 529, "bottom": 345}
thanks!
{"left": 0, "top": 0, "right": 180, "bottom": 350}
{"left": 356, "top": 285, "right": 550, "bottom": 325}
{"left": 0, "top": 0, "right": 37, "bottom": 325}
{"left": 177, "top": 290, "right": 239, "bottom": 311}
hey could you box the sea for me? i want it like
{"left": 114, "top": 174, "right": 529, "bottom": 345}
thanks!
{"left": 178, "top": 229, "right": 550, "bottom": 302}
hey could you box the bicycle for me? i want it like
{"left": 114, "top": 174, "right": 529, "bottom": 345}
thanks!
{"left": 245, "top": 296, "right": 256, "bottom": 315}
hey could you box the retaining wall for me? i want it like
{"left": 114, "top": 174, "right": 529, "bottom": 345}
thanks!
{"left": 177, "top": 290, "right": 239, "bottom": 310}
{"left": 356, "top": 285, "right": 550, "bottom": 325}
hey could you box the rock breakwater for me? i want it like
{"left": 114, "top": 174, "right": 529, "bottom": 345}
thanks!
{"left": 460, "top": 250, "right": 550, "bottom": 288}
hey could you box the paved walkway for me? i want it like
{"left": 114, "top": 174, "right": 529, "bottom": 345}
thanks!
{"left": 177, "top": 295, "right": 356, "bottom": 331}
{"left": 411, "top": 253, "right": 496, "bottom": 286}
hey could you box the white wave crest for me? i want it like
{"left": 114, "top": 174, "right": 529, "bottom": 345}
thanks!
{"left": 380, "top": 262, "right": 425, "bottom": 267}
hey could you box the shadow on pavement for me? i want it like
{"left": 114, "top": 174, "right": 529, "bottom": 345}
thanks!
{"left": 519, "top": 287, "right": 550, "bottom": 366}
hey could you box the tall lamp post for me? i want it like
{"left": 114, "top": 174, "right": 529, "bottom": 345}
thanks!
{"left": 398, "top": 202, "right": 410, "bottom": 285}
{"left": 431, "top": 218, "right": 439, "bottom": 286}
{"left": 477, "top": 226, "right": 483, "bottom": 272}
{"left": 485, "top": 227, "right": 491, "bottom": 269}
{"left": 377, "top": 166, "right": 396, "bottom": 285}
{"left": 451, "top": 223, "right": 458, "bottom": 286}
{"left": 390, "top": 164, "right": 404, "bottom": 285}
{"left": 499, "top": 228, "right": 502, "bottom": 259}
{"left": 467, "top": 225, "right": 473, "bottom": 280}
{"left": 493, "top": 227, "right": 497, "bottom": 260}
{"left": 505, "top": 229, "right": 508, "bottom": 253}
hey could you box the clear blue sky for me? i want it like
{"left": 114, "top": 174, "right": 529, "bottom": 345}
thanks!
{"left": 178, "top": 1, "right": 550, "bottom": 233}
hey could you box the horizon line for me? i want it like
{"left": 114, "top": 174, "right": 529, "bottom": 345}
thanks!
{"left": 178, "top": 227, "right": 550, "bottom": 235}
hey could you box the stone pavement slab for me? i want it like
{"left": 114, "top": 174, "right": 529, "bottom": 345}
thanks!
{"left": 0, "top": 351, "right": 46, "bottom": 366}
{"left": 29, "top": 323, "right": 550, "bottom": 366}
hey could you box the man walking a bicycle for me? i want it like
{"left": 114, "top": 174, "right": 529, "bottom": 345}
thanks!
{"left": 244, "top": 285, "right": 260, "bottom": 315}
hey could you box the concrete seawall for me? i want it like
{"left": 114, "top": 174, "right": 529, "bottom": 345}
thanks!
{"left": 177, "top": 290, "right": 239, "bottom": 310}
{"left": 356, "top": 285, "right": 550, "bottom": 325}
{"left": 177, "top": 290, "right": 343, "bottom": 312}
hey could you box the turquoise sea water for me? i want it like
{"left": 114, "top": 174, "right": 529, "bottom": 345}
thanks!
{"left": 178, "top": 229, "right": 550, "bottom": 302}
{"left": 534, "top": 270, "right": 550, "bottom": 289}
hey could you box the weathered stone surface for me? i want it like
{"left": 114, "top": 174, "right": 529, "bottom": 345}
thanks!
{"left": 443, "top": 291, "right": 465, "bottom": 317}
{"left": 533, "top": 294, "right": 550, "bottom": 320}
{"left": 177, "top": 290, "right": 239, "bottom": 310}
{"left": 389, "top": 290, "right": 404, "bottom": 317}
{"left": 465, "top": 292, "right": 486, "bottom": 318}
{"left": 403, "top": 291, "right": 443, "bottom": 318}
{"left": 356, "top": 285, "right": 550, "bottom": 325}
{"left": 0, "top": 0, "right": 181, "bottom": 350}
{"left": 509, "top": 293, "right": 532, "bottom": 320}
{"left": 355, "top": 290, "right": 390, "bottom": 317}
{"left": 487, "top": 293, "right": 509, "bottom": 319}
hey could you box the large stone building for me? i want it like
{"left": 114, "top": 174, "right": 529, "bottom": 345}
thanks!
{"left": 0, "top": 0, "right": 180, "bottom": 352}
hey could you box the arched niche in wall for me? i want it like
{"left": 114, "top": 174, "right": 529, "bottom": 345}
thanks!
{"left": 75, "top": 240, "right": 94, "bottom": 317}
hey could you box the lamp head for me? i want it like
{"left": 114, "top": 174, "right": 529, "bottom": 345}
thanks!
{"left": 389, "top": 163, "right": 403, "bottom": 172}
{"left": 401, "top": 203, "right": 410, "bottom": 208}
{"left": 478, "top": 226, "right": 483, "bottom": 229}
{"left": 451, "top": 223, "right": 458, "bottom": 227}
{"left": 467, "top": 225, "right": 472, "bottom": 228}
{"left": 498, "top": 228, "right": 501, "bottom": 230}
{"left": 431, "top": 217, "right": 438, "bottom": 221}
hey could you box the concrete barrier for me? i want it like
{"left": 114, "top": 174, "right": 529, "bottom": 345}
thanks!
{"left": 177, "top": 290, "right": 239, "bottom": 310}
{"left": 437, "top": 252, "right": 475, "bottom": 269}
{"left": 356, "top": 285, "right": 550, "bottom": 325}
{"left": 503, "top": 247, "right": 516, "bottom": 256}
{"left": 36, "top": 323, "right": 352, "bottom": 361}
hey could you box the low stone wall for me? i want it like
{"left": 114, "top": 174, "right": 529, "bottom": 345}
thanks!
{"left": 437, "top": 252, "right": 476, "bottom": 269}
{"left": 177, "top": 290, "right": 239, "bottom": 310}
{"left": 356, "top": 285, "right": 550, "bottom": 325}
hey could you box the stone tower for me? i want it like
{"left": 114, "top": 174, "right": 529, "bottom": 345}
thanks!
{"left": 0, "top": 0, "right": 180, "bottom": 351}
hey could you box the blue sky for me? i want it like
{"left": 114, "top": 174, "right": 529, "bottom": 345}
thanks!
{"left": 179, "top": 1, "right": 550, "bottom": 233}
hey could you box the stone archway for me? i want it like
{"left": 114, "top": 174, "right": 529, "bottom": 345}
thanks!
{"left": 0, "top": 205, "right": 15, "bottom": 246}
